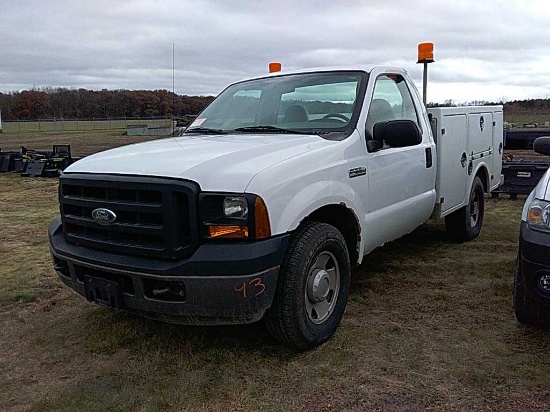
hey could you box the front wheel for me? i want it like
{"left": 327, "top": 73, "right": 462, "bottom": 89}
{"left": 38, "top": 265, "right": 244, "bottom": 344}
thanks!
{"left": 514, "top": 255, "right": 550, "bottom": 325}
{"left": 445, "top": 176, "right": 485, "bottom": 241}
{"left": 265, "top": 222, "right": 351, "bottom": 350}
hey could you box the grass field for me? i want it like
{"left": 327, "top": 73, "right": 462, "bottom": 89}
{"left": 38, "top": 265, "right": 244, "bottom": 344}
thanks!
{"left": 1, "top": 118, "right": 171, "bottom": 134}
{"left": 1, "top": 131, "right": 550, "bottom": 411}
{"left": 504, "top": 113, "right": 550, "bottom": 128}
{"left": 0, "top": 129, "right": 161, "bottom": 157}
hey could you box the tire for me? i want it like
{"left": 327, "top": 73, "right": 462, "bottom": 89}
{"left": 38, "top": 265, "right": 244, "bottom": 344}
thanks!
{"left": 445, "top": 176, "right": 485, "bottom": 242}
{"left": 514, "top": 255, "right": 550, "bottom": 325}
{"left": 265, "top": 222, "right": 351, "bottom": 350}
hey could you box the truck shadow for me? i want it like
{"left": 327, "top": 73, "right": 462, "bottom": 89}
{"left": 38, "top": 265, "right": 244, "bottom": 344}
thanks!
{"left": 352, "top": 220, "right": 449, "bottom": 277}
{"left": 79, "top": 221, "right": 451, "bottom": 356}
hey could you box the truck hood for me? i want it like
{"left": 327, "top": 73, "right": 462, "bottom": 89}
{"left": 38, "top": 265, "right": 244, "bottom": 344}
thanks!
{"left": 64, "top": 133, "right": 329, "bottom": 192}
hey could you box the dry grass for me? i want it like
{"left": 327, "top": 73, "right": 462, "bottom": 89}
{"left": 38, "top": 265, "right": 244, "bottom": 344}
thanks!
{"left": 1, "top": 131, "right": 550, "bottom": 411}
{"left": 0, "top": 129, "right": 163, "bottom": 157}
{"left": 505, "top": 113, "right": 550, "bottom": 127}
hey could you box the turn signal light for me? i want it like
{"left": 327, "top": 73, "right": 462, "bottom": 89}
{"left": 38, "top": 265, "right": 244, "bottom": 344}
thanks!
{"left": 254, "top": 196, "right": 271, "bottom": 239}
{"left": 207, "top": 225, "right": 249, "bottom": 239}
{"left": 528, "top": 205, "right": 543, "bottom": 225}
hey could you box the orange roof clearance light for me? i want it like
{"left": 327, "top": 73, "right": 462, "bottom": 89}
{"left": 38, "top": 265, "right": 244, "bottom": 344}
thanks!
{"left": 417, "top": 42, "right": 434, "bottom": 64}
{"left": 269, "top": 62, "right": 282, "bottom": 73}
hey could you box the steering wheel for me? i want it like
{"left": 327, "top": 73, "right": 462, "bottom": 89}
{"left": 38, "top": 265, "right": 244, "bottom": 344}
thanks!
{"left": 322, "top": 113, "right": 350, "bottom": 122}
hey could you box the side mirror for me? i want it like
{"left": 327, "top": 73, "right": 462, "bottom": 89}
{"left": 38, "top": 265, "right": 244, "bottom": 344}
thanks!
{"left": 373, "top": 120, "right": 421, "bottom": 148}
{"left": 534, "top": 136, "right": 550, "bottom": 156}
{"left": 367, "top": 139, "right": 383, "bottom": 152}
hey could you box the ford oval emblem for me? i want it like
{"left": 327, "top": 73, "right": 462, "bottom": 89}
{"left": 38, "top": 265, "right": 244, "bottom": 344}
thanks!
{"left": 92, "top": 208, "right": 117, "bottom": 225}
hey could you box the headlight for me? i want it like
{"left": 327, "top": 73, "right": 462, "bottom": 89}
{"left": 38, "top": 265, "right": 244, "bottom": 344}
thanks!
{"left": 223, "top": 196, "right": 248, "bottom": 220}
{"left": 200, "top": 193, "right": 271, "bottom": 240}
{"left": 527, "top": 199, "right": 550, "bottom": 232}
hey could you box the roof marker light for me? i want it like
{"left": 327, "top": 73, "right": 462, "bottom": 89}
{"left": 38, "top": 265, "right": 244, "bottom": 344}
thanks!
{"left": 269, "top": 62, "right": 282, "bottom": 73}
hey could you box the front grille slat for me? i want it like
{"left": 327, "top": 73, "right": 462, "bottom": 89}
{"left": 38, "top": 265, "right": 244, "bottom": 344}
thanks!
{"left": 66, "top": 234, "right": 165, "bottom": 252}
{"left": 64, "top": 215, "right": 163, "bottom": 235}
{"left": 59, "top": 174, "right": 199, "bottom": 260}
{"left": 63, "top": 196, "right": 162, "bottom": 213}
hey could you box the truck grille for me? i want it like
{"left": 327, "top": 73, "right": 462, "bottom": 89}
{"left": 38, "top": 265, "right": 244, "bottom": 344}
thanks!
{"left": 59, "top": 174, "right": 199, "bottom": 259}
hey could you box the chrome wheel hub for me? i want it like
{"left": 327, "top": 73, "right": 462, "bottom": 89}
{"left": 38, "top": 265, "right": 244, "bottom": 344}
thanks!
{"left": 307, "top": 270, "right": 331, "bottom": 303}
{"left": 305, "top": 251, "right": 340, "bottom": 324}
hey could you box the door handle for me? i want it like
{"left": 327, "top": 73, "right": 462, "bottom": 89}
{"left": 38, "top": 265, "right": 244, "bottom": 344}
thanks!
{"left": 425, "top": 148, "right": 433, "bottom": 168}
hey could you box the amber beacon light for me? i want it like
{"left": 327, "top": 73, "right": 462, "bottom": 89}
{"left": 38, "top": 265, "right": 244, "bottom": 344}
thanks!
{"left": 269, "top": 62, "right": 282, "bottom": 73}
{"left": 417, "top": 42, "right": 434, "bottom": 63}
{"left": 417, "top": 42, "right": 435, "bottom": 104}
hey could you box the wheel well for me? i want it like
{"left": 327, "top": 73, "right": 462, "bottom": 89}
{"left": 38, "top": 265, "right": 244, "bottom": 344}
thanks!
{"left": 475, "top": 166, "right": 489, "bottom": 192}
{"left": 303, "top": 204, "right": 360, "bottom": 266}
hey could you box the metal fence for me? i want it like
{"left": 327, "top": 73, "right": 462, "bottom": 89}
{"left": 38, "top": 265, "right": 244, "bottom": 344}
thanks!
{"left": 1, "top": 116, "right": 172, "bottom": 133}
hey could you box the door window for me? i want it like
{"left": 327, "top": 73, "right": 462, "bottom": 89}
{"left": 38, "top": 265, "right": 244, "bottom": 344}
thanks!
{"left": 366, "top": 74, "right": 421, "bottom": 145}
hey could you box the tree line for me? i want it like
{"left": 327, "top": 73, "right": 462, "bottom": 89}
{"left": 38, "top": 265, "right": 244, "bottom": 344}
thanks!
{"left": 428, "top": 98, "right": 550, "bottom": 114}
{"left": 2, "top": 87, "right": 550, "bottom": 121}
{"left": 0, "top": 88, "right": 215, "bottom": 121}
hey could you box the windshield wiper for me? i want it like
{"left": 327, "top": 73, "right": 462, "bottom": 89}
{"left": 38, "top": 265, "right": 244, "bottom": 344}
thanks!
{"left": 184, "top": 127, "right": 228, "bottom": 135}
{"left": 233, "top": 125, "right": 302, "bottom": 134}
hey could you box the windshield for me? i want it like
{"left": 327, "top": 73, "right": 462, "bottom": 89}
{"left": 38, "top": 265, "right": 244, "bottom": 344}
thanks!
{"left": 186, "top": 71, "right": 367, "bottom": 138}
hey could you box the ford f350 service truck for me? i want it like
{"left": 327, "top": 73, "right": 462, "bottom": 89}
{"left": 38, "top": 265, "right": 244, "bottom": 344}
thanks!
{"left": 48, "top": 66, "right": 503, "bottom": 349}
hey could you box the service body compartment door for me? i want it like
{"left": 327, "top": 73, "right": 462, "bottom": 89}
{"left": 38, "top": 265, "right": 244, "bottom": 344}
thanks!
{"left": 434, "top": 113, "right": 468, "bottom": 214}
{"left": 468, "top": 112, "right": 493, "bottom": 157}
{"left": 491, "top": 111, "right": 504, "bottom": 190}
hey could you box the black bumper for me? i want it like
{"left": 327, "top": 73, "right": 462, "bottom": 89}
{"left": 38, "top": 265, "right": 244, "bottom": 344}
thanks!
{"left": 518, "top": 221, "right": 550, "bottom": 307}
{"left": 48, "top": 216, "right": 289, "bottom": 324}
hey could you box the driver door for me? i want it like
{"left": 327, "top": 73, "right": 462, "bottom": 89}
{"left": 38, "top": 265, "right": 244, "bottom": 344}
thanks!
{"left": 362, "top": 74, "right": 436, "bottom": 252}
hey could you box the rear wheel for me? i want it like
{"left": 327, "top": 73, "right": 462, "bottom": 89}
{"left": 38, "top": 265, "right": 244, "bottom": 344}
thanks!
{"left": 445, "top": 176, "right": 485, "bottom": 241}
{"left": 265, "top": 222, "right": 351, "bottom": 350}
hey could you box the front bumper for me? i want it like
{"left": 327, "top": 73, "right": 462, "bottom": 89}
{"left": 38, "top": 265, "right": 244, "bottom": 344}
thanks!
{"left": 48, "top": 216, "right": 289, "bottom": 324}
{"left": 518, "top": 221, "right": 550, "bottom": 307}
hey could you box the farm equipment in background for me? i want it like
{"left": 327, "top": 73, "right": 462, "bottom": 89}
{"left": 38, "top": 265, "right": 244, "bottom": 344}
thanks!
{"left": 491, "top": 154, "right": 550, "bottom": 198}
{"left": 0, "top": 149, "right": 24, "bottom": 173}
{"left": 0, "top": 144, "right": 81, "bottom": 177}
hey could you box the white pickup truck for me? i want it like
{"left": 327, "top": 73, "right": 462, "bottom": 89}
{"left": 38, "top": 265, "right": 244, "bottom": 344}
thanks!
{"left": 48, "top": 66, "right": 503, "bottom": 349}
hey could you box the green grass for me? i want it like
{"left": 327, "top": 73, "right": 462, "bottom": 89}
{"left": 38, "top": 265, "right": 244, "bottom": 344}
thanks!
{"left": 505, "top": 112, "right": 550, "bottom": 127}
{"left": 1, "top": 132, "right": 550, "bottom": 411}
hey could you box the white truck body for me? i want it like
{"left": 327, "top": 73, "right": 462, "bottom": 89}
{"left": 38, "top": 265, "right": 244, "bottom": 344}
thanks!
{"left": 49, "top": 66, "right": 504, "bottom": 349}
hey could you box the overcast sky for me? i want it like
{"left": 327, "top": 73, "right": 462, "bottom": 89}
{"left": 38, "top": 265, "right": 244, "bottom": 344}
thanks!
{"left": 1, "top": 0, "right": 550, "bottom": 103}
